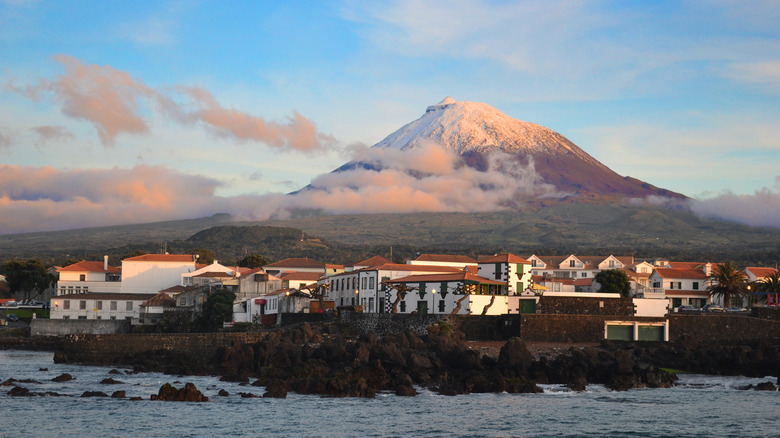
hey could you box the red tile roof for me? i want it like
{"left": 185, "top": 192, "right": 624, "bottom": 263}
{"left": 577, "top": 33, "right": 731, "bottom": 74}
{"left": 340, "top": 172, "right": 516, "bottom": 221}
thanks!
{"left": 359, "top": 264, "right": 463, "bottom": 273}
{"left": 413, "top": 254, "right": 478, "bottom": 264}
{"left": 123, "top": 254, "right": 195, "bottom": 263}
{"left": 141, "top": 291, "right": 176, "bottom": 307}
{"left": 58, "top": 261, "right": 120, "bottom": 274}
{"left": 350, "top": 256, "right": 391, "bottom": 268}
{"left": 653, "top": 268, "right": 708, "bottom": 279}
{"left": 479, "top": 253, "right": 531, "bottom": 264}
{"left": 265, "top": 257, "right": 324, "bottom": 269}
{"left": 279, "top": 271, "right": 323, "bottom": 281}
{"left": 193, "top": 271, "right": 233, "bottom": 278}
{"left": 747, "top": 267, "right": 779, "bottom": 279}
{"left": 52, "top": 293, "right": 156, "bottom": 301}
{"left": 667, "top": 262, "right": 705, "bottom": 270}
{"left": 386, "top": 272, "right": 505, "bottom": 286}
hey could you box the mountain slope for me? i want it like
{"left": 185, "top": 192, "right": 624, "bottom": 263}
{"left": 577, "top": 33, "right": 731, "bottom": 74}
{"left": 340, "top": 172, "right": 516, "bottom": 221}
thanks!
{"left": 335, "top": 97, "right": 684, "bottom": 202}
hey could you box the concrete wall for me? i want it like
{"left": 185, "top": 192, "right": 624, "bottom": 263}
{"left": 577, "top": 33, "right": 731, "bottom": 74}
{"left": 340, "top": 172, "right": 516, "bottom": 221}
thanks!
{"left": 31, "top": 319, "right": 131, "bottom": 336}
{"left": 520, "top": 314, "right": 666, "bottom": 343}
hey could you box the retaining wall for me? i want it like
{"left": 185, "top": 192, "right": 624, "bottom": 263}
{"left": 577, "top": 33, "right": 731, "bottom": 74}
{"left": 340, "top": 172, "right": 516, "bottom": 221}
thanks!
{"left": 30, "top": 319, "right": 131, "bottom": 336}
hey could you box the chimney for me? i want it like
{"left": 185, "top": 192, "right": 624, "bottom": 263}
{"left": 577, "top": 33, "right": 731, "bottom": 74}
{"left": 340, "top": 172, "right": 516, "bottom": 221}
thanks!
{"left": 104, "top": 255, "right": 109, "bottom": 271}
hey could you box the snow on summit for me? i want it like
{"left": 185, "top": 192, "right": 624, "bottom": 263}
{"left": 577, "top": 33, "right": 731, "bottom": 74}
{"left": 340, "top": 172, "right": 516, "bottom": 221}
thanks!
{"left": 373, "top": 97, "right": 601, "bottom": 168}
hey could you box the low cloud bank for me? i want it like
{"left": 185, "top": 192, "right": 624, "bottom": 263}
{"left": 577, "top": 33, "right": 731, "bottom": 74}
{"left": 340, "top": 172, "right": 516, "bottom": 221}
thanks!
{"left": 690, "top": 176, "right": 780, "bottom": 229}
{"left": 6, "top": 55, "right": 332, "bottom": 151}
{"left": 2, "top": 148, "right": 778, "bottom": 235}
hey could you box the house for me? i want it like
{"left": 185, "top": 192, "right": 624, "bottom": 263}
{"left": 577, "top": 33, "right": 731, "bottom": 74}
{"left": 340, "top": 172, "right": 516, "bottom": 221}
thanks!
{"left": 50, "top": 293, "right": 156, "bottom": 322}
{"left": 56, "top": 256, "right": 121, "bottom": 296}
{"left": 263, "top": 257, "right": 325, "bottom": 276}
{"left": 648, "top": 268, "right": 709, "bottom": 309}
{"left": 407, "top": 254, "right": 478, "bottom": 269}
{"left": 745, "top": 267, "right": 779, "bottom": 307}
{"left": 235, "top": 267, "right": 282, "bottom": 300}
{"left": 279, "top": 271, "right": 323, "bottom": 290}
{"left": 120, "top": 254, "right": 197, "bottom": 294}
{"left": 477, "top": 253, "right": 533, "bottom": 295}
{"left": 745, "top": 267, "right": 779, "bottom": 283}
{"left": 323, "top": 263, "right": 463, "bottom": 313}
{"left": 625, "top": 261, "right": 655, "bottom": 296}
{"left": 347, "top": 256, "right": 391, "bottom": 271}
{"left": 139, "top": 291, "right": 177, "bottom": 324}
{"left": 385, "top": 271, "right": 508, "bottom": 315}
{"left": 238, "top": 288, "right": 311, "bottom": 326}
{"left": 527, "top": 254, "right": 634, "bottom": 280}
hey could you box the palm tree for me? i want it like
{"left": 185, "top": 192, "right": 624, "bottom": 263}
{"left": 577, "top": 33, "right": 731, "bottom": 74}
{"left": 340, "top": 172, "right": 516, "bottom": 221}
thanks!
{"left": 705, "top": 261, "right": 749, "bottom": 308}
{"left": 757, "top": 271, "right": 780, "bottom": 306}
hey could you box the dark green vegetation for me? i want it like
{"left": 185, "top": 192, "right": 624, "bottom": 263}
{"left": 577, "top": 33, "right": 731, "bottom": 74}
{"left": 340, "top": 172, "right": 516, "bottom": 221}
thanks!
{"left": 0, "top": 259, "right": 56, "bottom": 300}
{"left": 706, "top": 261, "right": 750, "bottom": 307}
{"left": 594, "top": 269, "right": 632, "bottom": 297}
{"left": 1, "top": 204, "right": 779, "bottom": 267}
{"left": 198, "top": 288, "right": 237, "bottom": 332}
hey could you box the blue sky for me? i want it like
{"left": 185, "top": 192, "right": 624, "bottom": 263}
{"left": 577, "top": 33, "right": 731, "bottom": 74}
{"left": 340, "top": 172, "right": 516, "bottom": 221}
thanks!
{"left": 1, "top": 0, "right": 779, "bottom": 233}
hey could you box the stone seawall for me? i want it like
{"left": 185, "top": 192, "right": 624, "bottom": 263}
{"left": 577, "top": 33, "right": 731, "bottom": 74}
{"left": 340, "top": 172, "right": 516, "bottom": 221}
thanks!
{"left": 339, "top": 312, "right": 441, "bottom": 337}
{"left": 667, "top": 314, "right": 780, "bottom": 344}
{"left": 31, "top": 319, "right": 131, "bottom": 336}
{"left": 537, "top": 297, "right": 634, "bottom": 316}
{"left": 59, "top": 332, "right": 271, "bottom": 366}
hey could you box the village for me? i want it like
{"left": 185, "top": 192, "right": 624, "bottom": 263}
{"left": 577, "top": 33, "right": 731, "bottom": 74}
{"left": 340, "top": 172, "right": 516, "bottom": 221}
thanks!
{"left": 5, "top": 250, "right": 769, "bottom": 341}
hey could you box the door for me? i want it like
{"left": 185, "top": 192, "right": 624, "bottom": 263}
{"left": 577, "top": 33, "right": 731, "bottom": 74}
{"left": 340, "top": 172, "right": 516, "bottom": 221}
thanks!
{"left": 417, "top": 301, "right": 428, "bottom": 315}
{"left": 606, "top": 325, "right": 633, "bottom": 341}
{"left": 520, "top": 299, "right": 536, "bottom": 314}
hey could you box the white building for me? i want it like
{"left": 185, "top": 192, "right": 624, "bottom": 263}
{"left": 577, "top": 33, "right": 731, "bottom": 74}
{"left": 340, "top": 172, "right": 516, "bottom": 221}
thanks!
{"left": 263, "top": 258, "right": 325, "bottom": 277}
{"left": 648, "top": 268, "right": 709, "bottom": 309}
{"left": 56, "top": 257, "right": 121, "bottom": 296}
{"left": 50, "top": 293, "right": 156, "bottom": 322}
{"left": 477, "top": 253, "right": 533, "bottom": 295}
{"left": 528, "top": 255, "right": 634, "bottom": 280}
{"left": 323, "top": 263, "right": 463, "bottom": 313}
{"left": 120, "top": 254, "right": 197, "bottom": 294}
{"left": 386, "top": 271, "right": 507, "bottom": 315}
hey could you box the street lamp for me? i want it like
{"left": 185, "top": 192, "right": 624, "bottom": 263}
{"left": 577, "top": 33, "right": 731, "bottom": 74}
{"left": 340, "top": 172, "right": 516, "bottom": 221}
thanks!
{"left": 431, "top": 289, "right": 436, "bottom": 314}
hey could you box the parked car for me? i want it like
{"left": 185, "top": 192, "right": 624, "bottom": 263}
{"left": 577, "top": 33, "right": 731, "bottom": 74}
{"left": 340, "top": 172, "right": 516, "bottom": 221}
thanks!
{"left": 6, "top": 314, "right": 19, "bottom": 322}
{"left": 726, "top": 307, "right": 748, "bottom": 313}
{"left": 677, "top": 305, "right": 700, "bottom": 313}
{"left": 702, "top": 304, "right": 725, "bottom": 312}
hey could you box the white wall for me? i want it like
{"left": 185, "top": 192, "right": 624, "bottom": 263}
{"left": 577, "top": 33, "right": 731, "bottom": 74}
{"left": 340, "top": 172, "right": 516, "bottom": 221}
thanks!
{"left": 633, "top": 298, "right": 670, "bottom": 317}
{"left": 121, "top": 261, "right": 195, "bottom": 294}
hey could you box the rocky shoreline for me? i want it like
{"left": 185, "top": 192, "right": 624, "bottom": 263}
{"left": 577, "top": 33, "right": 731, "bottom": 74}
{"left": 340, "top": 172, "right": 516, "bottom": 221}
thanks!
{"left": 7, "top": 321, "right": 780, "bottom": 397}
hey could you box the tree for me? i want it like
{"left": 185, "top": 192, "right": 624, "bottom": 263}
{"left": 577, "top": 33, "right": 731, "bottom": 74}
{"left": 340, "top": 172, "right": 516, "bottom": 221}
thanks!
{"left": 594, "top": 269, "right": 631, "bottom": 297}
{"left": 239, "top": 254, "right": 269, "bottom": 269}
{"left": 198, "top": 288, "right": 236, "bottom": 331}
{"left": 190, "top": 248, "right": 216, "bottom": 265}
{"left": 757, "top": 271, "right": 780, "bottom": 306}
{"left": 1, "top": 259, "right": 56, "bottom": 301}
{"left": 706, "top": 261, "right": 748, "bottom": 308}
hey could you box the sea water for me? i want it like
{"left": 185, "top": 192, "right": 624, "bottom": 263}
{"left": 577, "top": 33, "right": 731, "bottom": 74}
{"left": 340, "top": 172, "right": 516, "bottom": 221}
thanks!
{"left": 1, "top": 350, "right": 778, "bottom": 438}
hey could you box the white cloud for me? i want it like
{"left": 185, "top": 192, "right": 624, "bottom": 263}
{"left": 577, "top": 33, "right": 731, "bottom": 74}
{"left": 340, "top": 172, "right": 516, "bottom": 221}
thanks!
{"left": 690, "top": 176, "right": 780, "bottom": 228}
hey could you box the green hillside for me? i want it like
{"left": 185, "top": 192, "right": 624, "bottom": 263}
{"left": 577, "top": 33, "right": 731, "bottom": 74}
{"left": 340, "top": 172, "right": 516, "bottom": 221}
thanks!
{"left": 1, "top": 205, "right": 778, "bottom": 267}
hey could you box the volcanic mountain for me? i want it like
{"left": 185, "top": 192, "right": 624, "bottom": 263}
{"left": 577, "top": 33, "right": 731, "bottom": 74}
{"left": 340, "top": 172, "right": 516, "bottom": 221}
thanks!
{"left": 327, "top": 97, "right": 685, "bottom": 203}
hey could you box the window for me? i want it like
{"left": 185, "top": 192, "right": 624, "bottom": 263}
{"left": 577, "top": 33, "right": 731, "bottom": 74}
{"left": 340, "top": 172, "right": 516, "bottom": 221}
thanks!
{"left": 369, "top": 277, "right": 374, "bottom": 289}
{"left": 110, "top": 316, "right": 116, "bottom": 320}
{"left": 669, "top": 282, "right": 674, "bottom": 289}
{"left": 582, "top": 273, "right": 587, "bottom": 278}
{"left": 63, "top": 300, "right": 70, "bottom": 310}
{"left": 494, "top": 263, "right": 501, "bottom": 280}
{"left": 693, "top": 282, "right": 699, "bottom": 290}
{"left": 95, "top": 301, "right": 102, "bottom": 310}
{"left": 677, "top": 282, "right": 682, "bottom": 289}
{"left": 77, "top": 315, "right": 86, "bottom": 320}
{"left": 110, "top": 301, "right": 117, "bottom": 310}
{"left": 609, "top": 260, "right": 615, "bottom": 268}
{"left": 532, "top": 260, "right": 537, "bottom": 267}
{"left": 570, "top": 260, "right": 575, "bottom": 267}
{"left": 96, "top": 316, "right": 102, "bottom": 320}
{"left": 439, "top": 300, "right": 445, "bottom": 312}
{"left": 400, "top": 301, "right": 406, "bottom": 312}
{"left": 63, "top": 315, "right": 70, "bottom": 320}
{"left": 79, "top": 300, "right": 86, "bottom": 310}
{"left": 126, "top": 301, "right": 133, "bottom": 311}
{"left": 179, "top": 298, "right": 186, "bottom": 306}
{"left": 362, "top": 277, "right": 367, "bottom": 289}
{"left": 79, "top": 274, "right": 86, "bottom": 281}
{"left": 381, "top": 277, "right": 390, "bottom": 290}
{"left": 652, "top": 281, "right": 661, "bottom": 288}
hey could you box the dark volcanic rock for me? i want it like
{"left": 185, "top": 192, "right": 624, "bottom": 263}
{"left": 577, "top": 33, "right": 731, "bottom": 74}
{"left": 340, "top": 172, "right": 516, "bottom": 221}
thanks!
{"left": 100, "top": 378, "right": 123, "bottom": 384}
{"left": 111, "top": 390, "right": 126, "bottom": 398}
{"left": 8, "top": 386, "right": 32, "bottom": 396}
{"left": 218, "top": 389, "right": 229, "bottom": 396}
{"left": 108, "top": 369, "right": 122, "bottom": 375}
{"left": 239, "top": 392, "right": 259, "bottom": 398}
{"left": 52, "top": 373, "right": 74, "bottom": 382}
{"left": 263, "top": 380, "right": 288, "bottom": 398}
{"left": 151, "top": 382, "right": 208, "bottom": 402}
{"left": 755, "top": 381, "right": 777, "bottom": 391}
{"left": 1, "top": 378, "right": 18, "bottom": 386}
{"left": 81, "top": 391, "right": 109, "bottom": 397}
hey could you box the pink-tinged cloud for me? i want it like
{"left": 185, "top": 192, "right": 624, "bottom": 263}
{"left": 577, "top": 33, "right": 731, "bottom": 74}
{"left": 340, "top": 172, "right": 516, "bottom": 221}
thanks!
{"left": 179, "top": 86, "right": 334, "bottom": 152}
{"left": 0, "top": 164, "right": 229, "bottom": 234}
{"left": 9, "top": 56, "right": 332, "bottom": 151}
{"left": 30, "top": 125, "right": 74, "bottom": 146}
{"left": 690, "top": 176, "right": 780, "bottom": 228}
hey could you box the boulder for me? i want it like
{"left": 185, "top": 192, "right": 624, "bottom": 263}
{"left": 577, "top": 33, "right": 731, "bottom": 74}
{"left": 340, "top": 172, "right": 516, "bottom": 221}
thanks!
{"left": 111, "top": 391, "right": 126, "bottom": 398}
{"left": 263, "top": 380, "right": 288, "bottom": 398}
{"left": 8, "top": 386, "right": 32, "bottom": 396}
{"left": 150, "top": 382, "right": 209, "bottom": 402}
{"left": 81, "top": 391, "right": 108, "bottom": 397}
{"left": 100, "top": 378, "right": 123, "bottom": 385}
{"left": 52, "top": 373, "right": 74, "bottom": 382}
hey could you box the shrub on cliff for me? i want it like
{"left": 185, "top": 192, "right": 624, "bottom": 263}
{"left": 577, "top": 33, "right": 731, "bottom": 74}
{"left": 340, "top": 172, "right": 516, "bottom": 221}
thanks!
{"left": 197, "top": 288, "right": 236, "bottom": 332}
